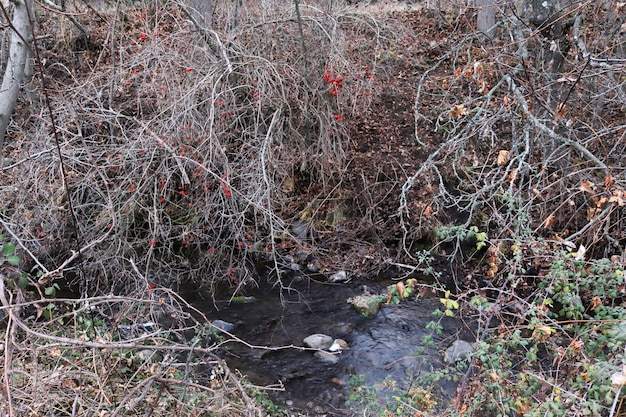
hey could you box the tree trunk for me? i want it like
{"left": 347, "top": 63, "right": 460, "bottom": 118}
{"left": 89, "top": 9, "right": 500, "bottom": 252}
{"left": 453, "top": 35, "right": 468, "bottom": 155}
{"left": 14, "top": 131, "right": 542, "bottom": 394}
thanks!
{"left": 187, "top": 0, "right": 212, "bottom": 28}
{"left": 477, "top": 0, "right": 497, "bottom": 39}
{"left": 0, "top": 0, "right": 33, "bottom": 162}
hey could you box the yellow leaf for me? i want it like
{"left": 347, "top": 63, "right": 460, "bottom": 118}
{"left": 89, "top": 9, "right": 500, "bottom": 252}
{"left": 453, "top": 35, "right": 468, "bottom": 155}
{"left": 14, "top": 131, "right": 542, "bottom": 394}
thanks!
{"left": 496, "top": 150, "right": 510, "bottom": 166}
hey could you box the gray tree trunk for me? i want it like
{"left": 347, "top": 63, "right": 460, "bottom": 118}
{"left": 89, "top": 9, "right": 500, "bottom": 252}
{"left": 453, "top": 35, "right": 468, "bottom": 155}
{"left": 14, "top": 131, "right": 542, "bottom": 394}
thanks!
{"left": 477, "top": 0, "right": 497, "bottom": 39}
{"left": 0, "top": 0, "right": 33, "bottom": 161}
{"left": 188, "top": 0, "right": 213, "bottom": 28}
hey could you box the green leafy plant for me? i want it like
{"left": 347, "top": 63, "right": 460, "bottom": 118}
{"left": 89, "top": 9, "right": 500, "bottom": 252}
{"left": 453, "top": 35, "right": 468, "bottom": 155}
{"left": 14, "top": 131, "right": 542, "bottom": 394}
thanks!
{"left": 0, "top": 235, "right": 20, "bottom": 266}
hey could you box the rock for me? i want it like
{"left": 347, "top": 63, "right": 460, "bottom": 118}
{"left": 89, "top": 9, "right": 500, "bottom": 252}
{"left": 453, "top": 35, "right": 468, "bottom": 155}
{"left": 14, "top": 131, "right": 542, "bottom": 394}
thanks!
{"left": 292, "top": 221, "right": 311, "bottom": 239}
{"left": 329, "top": 339, "right": 348, "bottom": 352}
{"left": 212, "top": 320, "right": 235, "bottom": 334}
{"left": 315, "top": 350, "right": 340, "bottom": 364}
{"left": 303, "top": 333, "right": 334, "bottom": 349}
{"left": 444, "top": 340, "right": 474, "bottom": 363}
{"left": 347, "top": 294, "right": 383, "bottom": 317}
{"left": 328, "top": 270, "right": 349, "bottom": 283}
{"left": 136, "top": 349, "right": 162, "bottom": 363}
{"left": 295, "top": 250, "right": 310, "bottom": 262}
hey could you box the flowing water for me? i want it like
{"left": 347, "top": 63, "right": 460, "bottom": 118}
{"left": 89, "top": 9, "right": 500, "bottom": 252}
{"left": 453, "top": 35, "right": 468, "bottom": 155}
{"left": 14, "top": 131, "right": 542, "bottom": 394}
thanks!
{"left": 186, "top": 277, "right": 473, "bottom": 415}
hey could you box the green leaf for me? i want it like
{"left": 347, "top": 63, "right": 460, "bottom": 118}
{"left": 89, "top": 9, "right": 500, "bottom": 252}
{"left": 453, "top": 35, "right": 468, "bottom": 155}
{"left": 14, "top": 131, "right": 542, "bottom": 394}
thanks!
{"left": 44, "top": 286, "right": 56, "bottom": 296}
{"left": 7, "top": 256, "right": 20, "bottom": 266}
{"left": 18, "top": 275, "right": 29, "bottom": 288}
{"left": 2, "top": 243, "right": 15, "bottom": 256}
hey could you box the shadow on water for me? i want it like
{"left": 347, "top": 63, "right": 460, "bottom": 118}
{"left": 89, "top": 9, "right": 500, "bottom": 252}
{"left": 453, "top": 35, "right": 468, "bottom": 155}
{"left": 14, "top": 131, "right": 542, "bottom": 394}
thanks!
{"left": 185, "top": 277, "right": 473, "bottom": 415}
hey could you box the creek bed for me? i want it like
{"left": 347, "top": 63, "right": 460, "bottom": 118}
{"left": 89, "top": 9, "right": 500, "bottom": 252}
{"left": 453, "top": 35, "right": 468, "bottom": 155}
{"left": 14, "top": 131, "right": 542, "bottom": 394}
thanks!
{"left": 186, "top": 277, "right": 472, "bottom": 415}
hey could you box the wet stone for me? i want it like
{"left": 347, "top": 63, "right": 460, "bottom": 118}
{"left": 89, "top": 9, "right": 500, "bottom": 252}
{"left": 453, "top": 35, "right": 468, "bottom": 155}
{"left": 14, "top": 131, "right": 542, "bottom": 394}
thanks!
{"left": 444, "top": 340, "right": 474, "bottom": 363}
{"left": 303, "top": 333, "right": 333, "bottom": 350}
{"left": 314, "top": 350, "right": 340, "bottom": 364}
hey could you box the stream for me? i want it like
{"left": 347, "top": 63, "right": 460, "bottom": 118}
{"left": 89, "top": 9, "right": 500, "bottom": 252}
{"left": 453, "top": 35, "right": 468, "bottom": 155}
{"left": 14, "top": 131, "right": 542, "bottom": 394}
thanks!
{"left": 186, "top": 277, "right": 474, "bottom": 415}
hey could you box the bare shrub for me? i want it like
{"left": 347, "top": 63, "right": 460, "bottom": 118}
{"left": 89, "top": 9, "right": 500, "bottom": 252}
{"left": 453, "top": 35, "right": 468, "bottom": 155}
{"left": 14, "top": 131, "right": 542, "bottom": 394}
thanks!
{"left": 400, "top": 0, "right": 626, "bottom": 270}
{"left": 1, "top": 0, "right": 391, "bottom": 293}
{"left": 0, "top": 282, "right": 264, "bottom": 416}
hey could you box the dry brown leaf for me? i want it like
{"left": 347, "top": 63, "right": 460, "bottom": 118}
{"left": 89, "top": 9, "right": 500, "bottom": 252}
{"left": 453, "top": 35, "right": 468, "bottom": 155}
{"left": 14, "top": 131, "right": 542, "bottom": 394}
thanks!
{"left": 580, "top": 180, "right": 596, "bottom": 194}
{"left": 605, "top": 175, "right": 613, "bottom": 188}
{"left": 595, "top": 196, "right": 608, "bottom": 207}
{"left": 586, "top": 207, "right": 597, "bottom": 220}
{"left": 532, "top": 324, "right": 554, "bottom": 342}
{"left": 449, "top": 104, "right": 467, "bottom": 119}
{"left": 506, "top": 169, "right": 519, "bottom": 183}
{"left": 609, "top": 189, "right": 625, "bottom": 206}
{"left": 543, "top": 214, "right": 555, "bottom": 229}
{"left": 496, "top": 150, "right": 510, "bottom": 166}
{"left": 478, "top": 80, "right": 489, "bottom": 95}
{"left": 396, "top": 281, "right": 406, "bottom": 300}
{"left": 532, "top": 188, "right": 542, "bottom": 198}
{"left": 590, "top": 296, "right": 602, "bottom": 310}
{"left": 473, "top": 61, "right": 483, "bottom": 79}
{"left": 442, "top": 78, "right": 449, "bottom": 90}
{"left": 569, "top": 340, "right": 584, "bottom": 355}
{"left": 423, "top": 205, "right": 433, "bottom": 217}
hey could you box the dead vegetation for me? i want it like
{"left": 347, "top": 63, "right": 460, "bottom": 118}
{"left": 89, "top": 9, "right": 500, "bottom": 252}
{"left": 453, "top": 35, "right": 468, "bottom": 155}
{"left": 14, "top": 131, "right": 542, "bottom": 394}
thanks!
{"left": 0, "top": 0, "right": 625, "bottom": 415}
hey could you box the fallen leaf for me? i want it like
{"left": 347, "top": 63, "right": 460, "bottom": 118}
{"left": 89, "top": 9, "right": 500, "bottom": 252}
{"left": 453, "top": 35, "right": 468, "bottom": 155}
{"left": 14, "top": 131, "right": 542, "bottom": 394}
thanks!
{"left": 609, "top": 189, "right": 625, "bottom": 206}
{"left": 595, "top": 196, "right": 608, "bottom": 207}
{"left": 587, "top": 207, "right": 597, "bottom": 221}
{"left": 496, "top": 150, "right": 509, "bottom": 166}
{"left": 590, "top": 296, "right": 602, "bottom": 310}
{"left": 543, "top": 214, "right": 555, "bottom": 229}
{"left": 580, "top": 180, "right": 596, "bottom": 194}
{"left": 449, "top": 104, "right": 467, "bottom": 119}
{"left": 532, "top": 324, "right": 554, "bottom": 342}
{"left": 478, "top": 80, "right": 489, "bottom": 95}
{"left": 611, "top": 365, "right": 626, "bottom": 387}
{"left": 396, "top": 281, "right": 406, "bottom": 300}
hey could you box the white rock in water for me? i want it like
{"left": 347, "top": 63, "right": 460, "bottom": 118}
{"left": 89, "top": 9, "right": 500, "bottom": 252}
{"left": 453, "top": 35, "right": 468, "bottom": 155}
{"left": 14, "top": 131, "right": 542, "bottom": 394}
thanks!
{"left": 444, "top": 340, "right": 474, "bottom": 363}
{"left": 328, "top": 339, "right": 348, "bottom": 352}
{"left": 315, "top": 350, "right": 339, "bottom": 364}
{"left": 303, "top": 333, "right": 334, "bottom": 349}
{"left": 328, "top": 271, "right": 348, "bottom": 283}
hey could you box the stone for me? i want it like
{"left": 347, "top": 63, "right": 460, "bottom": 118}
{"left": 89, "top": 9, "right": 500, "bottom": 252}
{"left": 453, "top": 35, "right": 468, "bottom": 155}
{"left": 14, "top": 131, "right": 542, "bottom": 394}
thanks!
{"left": 329, "top": 339, "right": 348, "bottom": 352}
{"left": 444, "top": 340, "right": 474, "bottom": 363}
{"left": 292, "top": 221, "right": 311, "bottom": 239}
{"left": 212, "top": 320, "right": 235, "bottom": 334}
{"left": 303, "top": 333, "right": 334, "bottom": 349}
{"left": 315, "top": 350, "right": 340, "bottom": 364}
{"left": 347, "top": 294, "right": 383, "bottom": 317}
{"left": 328, "top": 270, "right": 349, "bottom": 283}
